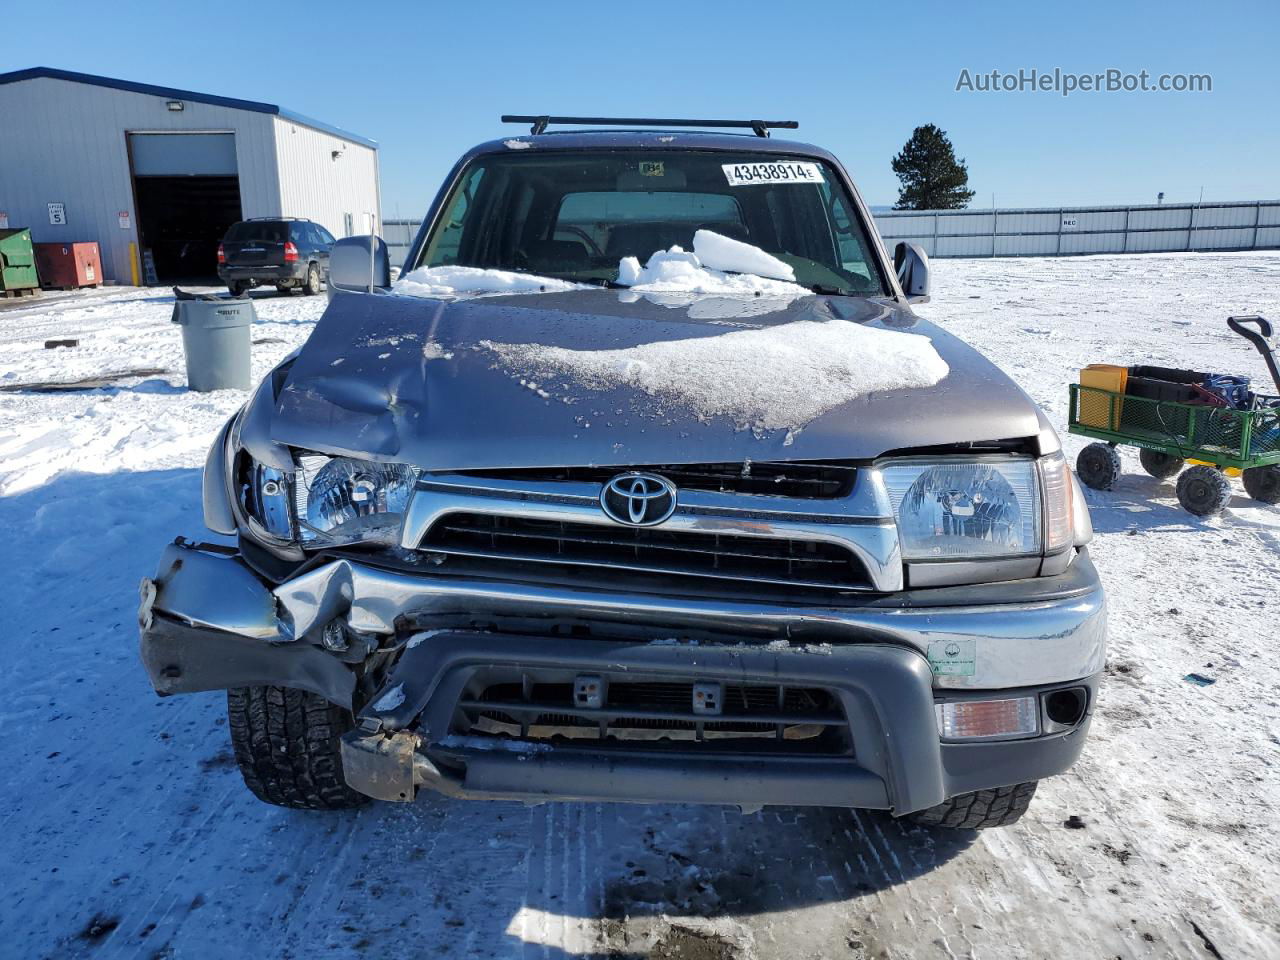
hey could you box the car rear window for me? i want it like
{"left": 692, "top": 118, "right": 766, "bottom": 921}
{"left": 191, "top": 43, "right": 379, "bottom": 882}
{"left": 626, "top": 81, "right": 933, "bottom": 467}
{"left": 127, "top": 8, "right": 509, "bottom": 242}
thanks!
{"left": 225, "top": 221, "right": 287, "bottom": 244}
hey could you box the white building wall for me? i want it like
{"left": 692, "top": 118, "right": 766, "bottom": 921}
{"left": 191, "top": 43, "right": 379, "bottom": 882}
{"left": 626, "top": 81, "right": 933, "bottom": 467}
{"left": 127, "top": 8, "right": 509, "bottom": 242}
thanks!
{"left": 0, "top": 76, "right": 282, "bottom": 284}
{"left": 273, "top": 117, "right": 380, "bottom": 240}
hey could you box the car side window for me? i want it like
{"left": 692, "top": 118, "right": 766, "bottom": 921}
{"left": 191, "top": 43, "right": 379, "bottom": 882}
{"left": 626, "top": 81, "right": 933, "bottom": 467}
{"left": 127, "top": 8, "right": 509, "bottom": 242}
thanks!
{"left": 316, "top": 225, "right": 335, "bottom": 246}
{"left": 817, "top": 181, "right": 876, "bottom": 283}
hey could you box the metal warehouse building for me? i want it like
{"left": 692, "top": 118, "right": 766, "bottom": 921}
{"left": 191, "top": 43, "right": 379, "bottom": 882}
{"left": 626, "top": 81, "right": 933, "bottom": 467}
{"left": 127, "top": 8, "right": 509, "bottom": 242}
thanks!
{"left": 0, "top": 67, "right": 379, "bottom": 285}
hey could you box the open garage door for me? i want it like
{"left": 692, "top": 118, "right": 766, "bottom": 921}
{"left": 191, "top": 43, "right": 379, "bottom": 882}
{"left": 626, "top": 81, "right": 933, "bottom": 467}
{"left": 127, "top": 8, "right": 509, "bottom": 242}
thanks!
{"left": 129, "top": 133, "right": 243, "bottom": 283}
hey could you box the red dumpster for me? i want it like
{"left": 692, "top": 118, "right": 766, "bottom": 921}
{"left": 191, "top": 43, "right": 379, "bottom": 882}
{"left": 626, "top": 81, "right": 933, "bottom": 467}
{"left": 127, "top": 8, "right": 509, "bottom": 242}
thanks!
{"left": 34, "top": 242, "right": 102, "bottom": 289}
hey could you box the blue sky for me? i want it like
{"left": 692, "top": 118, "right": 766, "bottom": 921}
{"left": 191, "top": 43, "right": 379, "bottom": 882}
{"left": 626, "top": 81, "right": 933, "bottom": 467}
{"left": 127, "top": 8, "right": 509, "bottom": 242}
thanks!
{"left": 5, "top": 0, "right": 1277, "bottom": 214}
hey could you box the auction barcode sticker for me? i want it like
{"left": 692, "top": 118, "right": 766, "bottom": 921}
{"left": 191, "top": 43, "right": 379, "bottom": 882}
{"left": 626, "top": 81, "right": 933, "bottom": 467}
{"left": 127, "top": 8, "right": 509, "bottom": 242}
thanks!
{"left": 722, "top": 161, "right": 824, "bottom": 186}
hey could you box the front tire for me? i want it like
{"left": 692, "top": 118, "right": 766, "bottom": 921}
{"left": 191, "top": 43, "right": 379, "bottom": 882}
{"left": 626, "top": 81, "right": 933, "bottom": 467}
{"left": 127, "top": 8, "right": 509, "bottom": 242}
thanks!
{"left": 909, "top": 781, "right": 1038, "bottom": 829}
{"left": 303, "top": 263, "right": 322, "bottom": 296}
{"left": 1176, "top": 465, "right": 1232, "bottom": 516}
{"left": 227, "top": 686, "right": 369, "bottom": 810}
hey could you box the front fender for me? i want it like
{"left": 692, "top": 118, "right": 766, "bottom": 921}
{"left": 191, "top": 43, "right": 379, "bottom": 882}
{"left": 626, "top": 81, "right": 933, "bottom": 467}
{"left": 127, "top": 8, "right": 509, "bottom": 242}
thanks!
{"left": 203, "top": 416, "right": 237, "bottom": 535}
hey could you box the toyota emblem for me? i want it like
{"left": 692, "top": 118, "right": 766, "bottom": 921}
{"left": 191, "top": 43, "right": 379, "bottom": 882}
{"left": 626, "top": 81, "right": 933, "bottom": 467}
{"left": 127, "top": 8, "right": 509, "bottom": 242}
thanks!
{"left": 600, "top": 472, "right": 678, "bottom": 526}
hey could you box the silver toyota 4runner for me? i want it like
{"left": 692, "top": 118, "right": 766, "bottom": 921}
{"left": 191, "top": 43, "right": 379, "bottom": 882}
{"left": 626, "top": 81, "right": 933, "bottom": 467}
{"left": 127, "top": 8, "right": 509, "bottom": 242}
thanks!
{"left": 139, "top": 117, "right": 1105, "bottom": 828}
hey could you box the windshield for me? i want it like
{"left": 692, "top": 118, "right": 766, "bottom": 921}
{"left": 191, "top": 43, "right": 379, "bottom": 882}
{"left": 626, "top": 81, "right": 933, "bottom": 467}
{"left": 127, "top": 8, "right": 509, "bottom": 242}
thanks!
{"left": 417, "top": 150, "right": 888, "bottom": 296}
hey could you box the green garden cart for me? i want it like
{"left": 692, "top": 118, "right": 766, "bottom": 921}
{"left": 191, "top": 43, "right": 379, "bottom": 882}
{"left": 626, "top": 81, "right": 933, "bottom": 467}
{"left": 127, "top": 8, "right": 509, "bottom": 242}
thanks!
{"left": 1068, "top": 316, "right": 1280, "bottom": 516}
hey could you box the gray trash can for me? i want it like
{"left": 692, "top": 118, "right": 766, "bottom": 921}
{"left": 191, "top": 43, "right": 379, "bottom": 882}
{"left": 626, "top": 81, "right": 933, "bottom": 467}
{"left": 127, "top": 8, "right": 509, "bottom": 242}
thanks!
{"left": 171, "top": 295, "right": 254, "bottom": 391}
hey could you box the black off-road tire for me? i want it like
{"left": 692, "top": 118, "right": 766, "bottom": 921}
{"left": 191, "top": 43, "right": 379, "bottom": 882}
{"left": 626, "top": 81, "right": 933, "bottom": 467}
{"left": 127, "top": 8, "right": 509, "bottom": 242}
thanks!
{"left": 227, "top": 685, "right": 369, "bottom": 810}
{"left": 227, "top": 280, "right": 249, "bottom": 297}
{"left": 1242, "top": 465, "right": 1280, "bottom": 504}
{"left": 1176, "top": 465, "right": 1232, "bottom": 516}
{"left": 909, "top": 781, "right": 1039, "bottom": 829}
{"left": 303, "top": 263, "right": 322, "bottom": 296}
{"left": 1076, "top": 442, "right": 1122, "bottom": 490}
{"left": 1139, "top": 448, "right": 1185, "bottom": 480}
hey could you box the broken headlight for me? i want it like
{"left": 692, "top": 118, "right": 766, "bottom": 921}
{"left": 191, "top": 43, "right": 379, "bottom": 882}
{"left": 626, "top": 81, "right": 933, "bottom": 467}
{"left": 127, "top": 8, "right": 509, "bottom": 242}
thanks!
{"left": 241, "top": 453, "right": 420, "bottom": 547}
{"left": 298, "top": 456, "right": 420, "bottom": 546}
{"left": 244, "top": 462, "right": 295, "bottom": 540}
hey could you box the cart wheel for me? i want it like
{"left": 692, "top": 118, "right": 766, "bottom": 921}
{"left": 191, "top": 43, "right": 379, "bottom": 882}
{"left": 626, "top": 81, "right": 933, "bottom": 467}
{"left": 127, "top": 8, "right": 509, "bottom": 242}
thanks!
{"left": 1176, "top": 466, "right": 1232, "bottom": 516}
{"left": 1139, "top": 449, "right": 1185, "bottom": 481}
{"left": 1076, "top": 443, "right": 1122, "bottom": 490}
{"left": 1242, "top": 465, "right": 1280, "bottom": 504}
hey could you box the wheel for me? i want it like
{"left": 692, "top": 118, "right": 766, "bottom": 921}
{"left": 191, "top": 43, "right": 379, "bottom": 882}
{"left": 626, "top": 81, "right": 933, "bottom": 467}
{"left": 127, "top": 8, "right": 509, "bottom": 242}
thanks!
{"left": 1076, "top": 443, "right": 1122, "bottom": 490}
{"left": 1139, "top": 448, "right": 1185, "bottom": 480}
{"left": 227, "top": 280, "right": 249, "bottom": 297}
{"left": 227, "top": 686, "right": 369, "bottom": 810}
{"left": 909, "top": 781, "right": 1038, "bottom": 829}
{"left": 1242, "top": 465, "right": 1280, "bottom": 504}
{"left": 303, "top": 262, "right": 322, "bottom": 296}
{"left": 1176, "top": 465, "right": 1232, "bottom": 516}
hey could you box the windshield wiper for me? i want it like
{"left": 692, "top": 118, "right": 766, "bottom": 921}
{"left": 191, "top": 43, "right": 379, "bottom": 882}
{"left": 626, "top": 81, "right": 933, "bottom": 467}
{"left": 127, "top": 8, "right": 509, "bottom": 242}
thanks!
{"left": 807, "top": 283, "right": 857, "bottom": 297}
{"left": 527, "top": 272, "right": 627, "bottom": 289}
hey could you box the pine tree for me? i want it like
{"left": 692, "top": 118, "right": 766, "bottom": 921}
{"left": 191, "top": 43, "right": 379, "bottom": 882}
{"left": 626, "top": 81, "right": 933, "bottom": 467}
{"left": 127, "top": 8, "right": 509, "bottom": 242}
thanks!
{"left": 891, "top": 124, "right": 976, "bottom": 211}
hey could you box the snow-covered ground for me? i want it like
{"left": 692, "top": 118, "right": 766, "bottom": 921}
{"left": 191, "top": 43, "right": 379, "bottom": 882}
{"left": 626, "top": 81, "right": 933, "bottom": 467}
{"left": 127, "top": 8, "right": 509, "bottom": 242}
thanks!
{"left": 2, "top": 254, "right": 1278, "bottom": 959}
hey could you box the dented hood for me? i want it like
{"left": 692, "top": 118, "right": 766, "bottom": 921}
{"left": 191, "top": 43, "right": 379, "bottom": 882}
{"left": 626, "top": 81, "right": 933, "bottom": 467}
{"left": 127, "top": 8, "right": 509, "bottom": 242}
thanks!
{"left": 271, "top": 289, "right": 1040, "bottom": 469}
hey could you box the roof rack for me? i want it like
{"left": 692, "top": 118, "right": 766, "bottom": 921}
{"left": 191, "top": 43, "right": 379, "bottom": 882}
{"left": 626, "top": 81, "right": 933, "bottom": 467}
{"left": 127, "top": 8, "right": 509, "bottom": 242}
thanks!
{"left": 500, "top": 115, "right": 799, "bottom": 138}
{"left": 245, "top": 216, "right": 311, "bottom": 222}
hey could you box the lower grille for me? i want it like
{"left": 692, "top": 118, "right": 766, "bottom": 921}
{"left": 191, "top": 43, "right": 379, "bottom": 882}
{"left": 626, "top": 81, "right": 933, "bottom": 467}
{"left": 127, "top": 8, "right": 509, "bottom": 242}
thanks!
{"left": 455, "top": 679, "right": 851, "bottom": 755}
{"left": 420, "top": 513, "right": 868, "bottom": 589}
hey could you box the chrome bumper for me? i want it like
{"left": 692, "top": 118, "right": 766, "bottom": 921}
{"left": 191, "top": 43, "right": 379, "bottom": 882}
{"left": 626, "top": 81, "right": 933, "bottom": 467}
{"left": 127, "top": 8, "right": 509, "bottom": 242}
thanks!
{"left": 138, "top": 541, "right": 1106, "bottom": 693}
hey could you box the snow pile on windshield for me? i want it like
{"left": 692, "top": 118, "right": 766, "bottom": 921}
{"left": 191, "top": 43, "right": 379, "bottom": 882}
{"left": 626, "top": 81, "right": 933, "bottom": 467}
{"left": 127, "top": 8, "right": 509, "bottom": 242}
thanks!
{"left": 391, "top": 232, "right": 809, "bottom": 303}
{"left": 617, "top": 239, "right": 806, "bottom": 299}
{"left": 393, "top": 265, "right": 589, "bottom": 298}
{"left": 689, "top": 229, "right": 795, "bottom": 281}
{"left": 479, "top": 318, "right": 949, "bottom": 434}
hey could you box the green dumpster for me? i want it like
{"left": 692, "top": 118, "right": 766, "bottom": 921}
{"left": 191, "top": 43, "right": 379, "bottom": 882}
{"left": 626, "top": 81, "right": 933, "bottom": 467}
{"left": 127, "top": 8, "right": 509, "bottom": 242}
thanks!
{"left": 0, "top": 228, "right": 40, "bottom": 295}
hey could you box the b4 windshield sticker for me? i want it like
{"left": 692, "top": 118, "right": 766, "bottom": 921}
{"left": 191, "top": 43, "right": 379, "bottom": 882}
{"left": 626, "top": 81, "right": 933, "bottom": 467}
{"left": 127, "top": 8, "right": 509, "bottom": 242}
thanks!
{"left": 722, "top": 161, "right": 824, "bottom": 187}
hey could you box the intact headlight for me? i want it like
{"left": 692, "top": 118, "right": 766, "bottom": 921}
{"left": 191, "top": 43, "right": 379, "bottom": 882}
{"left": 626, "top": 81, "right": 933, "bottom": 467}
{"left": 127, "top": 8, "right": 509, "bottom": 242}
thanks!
{"left": 241, "top": 453, "right": 420, "bottom": 548}
{"left": 881, "top": 456, "right": 1069, "bottom": 561}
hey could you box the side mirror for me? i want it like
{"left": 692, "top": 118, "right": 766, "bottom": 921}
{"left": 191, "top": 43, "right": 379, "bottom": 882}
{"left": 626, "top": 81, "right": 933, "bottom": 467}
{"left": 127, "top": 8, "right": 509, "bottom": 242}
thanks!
{"left": 328, "top": 235, "right": 391, "bottom": 295}
{"left": 893, "top": 242, "right": 931, "bottom": 304}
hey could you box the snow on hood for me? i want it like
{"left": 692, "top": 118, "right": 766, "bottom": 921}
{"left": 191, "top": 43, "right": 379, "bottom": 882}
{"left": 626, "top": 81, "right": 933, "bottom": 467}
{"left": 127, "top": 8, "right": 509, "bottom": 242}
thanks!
{"left": 478, "top": 316, "right": 949, "bottom": 436}
{"left": 272, "top": 290, "right": 1035, "bottom": 469}
{"left": 392, "top": 265, "right": 590, "bottom": 298}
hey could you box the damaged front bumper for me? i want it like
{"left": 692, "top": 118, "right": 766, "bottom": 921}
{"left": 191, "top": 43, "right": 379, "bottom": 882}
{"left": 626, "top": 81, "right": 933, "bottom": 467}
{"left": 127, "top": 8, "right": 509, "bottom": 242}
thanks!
{"left": 138, "top": 540, "right": 1106, "bottom": 814}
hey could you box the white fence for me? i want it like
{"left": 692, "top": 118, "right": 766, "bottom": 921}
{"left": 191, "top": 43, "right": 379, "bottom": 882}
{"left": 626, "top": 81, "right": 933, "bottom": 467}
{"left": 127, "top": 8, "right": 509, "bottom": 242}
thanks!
{"left": 383, "top": 199, "right": 1280, "bottom": 266}
{"left": 877, "top": 200, "right": 1280, "bottom": 258}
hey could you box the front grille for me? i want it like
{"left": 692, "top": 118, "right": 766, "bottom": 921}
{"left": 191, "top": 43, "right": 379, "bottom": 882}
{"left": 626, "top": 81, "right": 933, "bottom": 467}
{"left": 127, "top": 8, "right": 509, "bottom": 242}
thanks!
{"left": 420, "top": 513, "right": 868, "bottom": 589}
{"left": 455, "top": 679, "right": 851, "bottom": 755}
{"left": 458, "top": 460, "right": 857, "bottom": 499}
